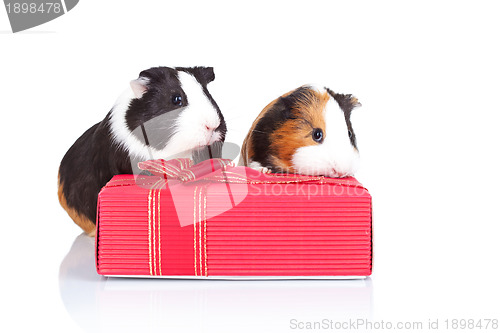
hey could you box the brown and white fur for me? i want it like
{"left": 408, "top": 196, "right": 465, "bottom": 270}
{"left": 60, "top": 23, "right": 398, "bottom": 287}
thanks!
{"left": 240, "top": 85, "right": 361, "bottom": 178}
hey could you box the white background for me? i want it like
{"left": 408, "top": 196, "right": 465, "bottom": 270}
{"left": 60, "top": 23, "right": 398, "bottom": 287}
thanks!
{"left": 1, "top": 1, "right": 499, "bottom": 332}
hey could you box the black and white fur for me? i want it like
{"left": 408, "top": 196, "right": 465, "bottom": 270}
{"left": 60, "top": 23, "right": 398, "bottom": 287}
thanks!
{"left": 58, "top": 66, "right": 226, "bottom": 236}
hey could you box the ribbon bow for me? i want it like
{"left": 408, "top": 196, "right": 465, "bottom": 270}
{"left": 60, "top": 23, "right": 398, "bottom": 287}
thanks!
{"left": 138, "top": 158, "right": 234, "bottom": 182}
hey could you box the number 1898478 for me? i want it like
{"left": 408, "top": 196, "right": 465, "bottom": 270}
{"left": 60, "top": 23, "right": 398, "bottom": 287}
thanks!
{"left": 6, "top": 2, "right": 62, "bottom": 14}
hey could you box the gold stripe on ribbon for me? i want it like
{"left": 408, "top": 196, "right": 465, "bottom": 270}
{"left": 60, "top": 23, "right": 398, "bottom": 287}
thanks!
{"left": 157, "top": 187, "right": 162, "bottom": 275}
{"left": 148, "top": 187, "right": 153, "bottom": 276}
{"left": 198, "top": 184, "right": 203, "bottom": 276}
{"left": 152, "top": 187, "right": 157, "bottom": 275}
{"left": 191, "top": 185, "right": 209, "bottom": 277}
{"left": 148, "top": 179, "right": 163, "bottom": 276}
{"left": 203, "top": 185, "right": 208, "bottom": 276}
{"left": 193, "top": 186, "right": 198, "bottom": 276}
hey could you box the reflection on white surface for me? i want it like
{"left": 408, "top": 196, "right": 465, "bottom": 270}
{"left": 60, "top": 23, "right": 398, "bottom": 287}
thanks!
{"left": 59, "top": 234, "right": 373, "bottom": 332}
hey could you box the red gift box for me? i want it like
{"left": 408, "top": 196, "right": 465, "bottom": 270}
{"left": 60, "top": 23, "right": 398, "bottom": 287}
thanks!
{"left": 96, "top": 158, "right": 372, "bottom": 279}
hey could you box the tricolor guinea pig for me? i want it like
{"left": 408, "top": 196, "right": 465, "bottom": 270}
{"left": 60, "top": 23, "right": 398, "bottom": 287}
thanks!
{"left": 240, "top": 85, "right": 361, "bottom": 177}
{"left": 58, "top": 66, "right": 226, "bottom": 236}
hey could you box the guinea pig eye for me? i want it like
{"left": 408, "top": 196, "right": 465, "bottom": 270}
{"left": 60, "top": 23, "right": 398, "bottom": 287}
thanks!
{"left": 312, "top": 128, "right": 323, "bottom": 143}
{"left": 172, "top": 94, "right": 183, "bottom": 106}
{"left": 348, "top": 130, "right": 353, "bottom": 138}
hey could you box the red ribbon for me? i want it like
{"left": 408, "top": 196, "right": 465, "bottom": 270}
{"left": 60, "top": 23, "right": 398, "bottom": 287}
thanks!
{"left": 138, "top": 158, "right": 234, "bottom": 182}
{"left": 136, "top": 158, "right": 367, "bottom": 190}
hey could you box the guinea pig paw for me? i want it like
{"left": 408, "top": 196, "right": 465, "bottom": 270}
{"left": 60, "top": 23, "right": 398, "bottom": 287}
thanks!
{"left": 248, "top": 161, "right": 272, "bottom": 174}
{"left": 259, "top": 167, "right": 272, "bottom": 174}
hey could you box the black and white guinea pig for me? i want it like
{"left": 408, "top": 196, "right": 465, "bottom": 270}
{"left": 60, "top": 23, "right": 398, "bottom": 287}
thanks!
{"left": 240, "top": 85, "right": 360, "bottom": 177}
{"left": 58, "top": 66, "right": 226, "bottom": 236}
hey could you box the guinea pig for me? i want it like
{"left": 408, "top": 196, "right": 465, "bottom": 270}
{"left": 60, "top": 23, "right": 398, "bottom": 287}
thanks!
{"left": 240, "top": 85, "right": 360, "bottom": 178}
{"left": 58, "top": 66, "right": 227, "bottom": 236}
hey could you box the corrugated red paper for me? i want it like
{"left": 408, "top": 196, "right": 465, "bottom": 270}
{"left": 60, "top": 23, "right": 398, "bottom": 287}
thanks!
{"left": 96, "top": 159, "right": 372, "bottom": 278}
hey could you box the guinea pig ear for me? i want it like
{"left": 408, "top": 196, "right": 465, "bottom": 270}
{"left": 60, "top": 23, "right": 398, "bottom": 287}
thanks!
{"left": 195, "top": 66, "right": 215, "bottom": 85}
{"left": 325, "top": 88, "right": 361, "bottom": 111}
{"left": 130, "top": 77, "right": 149, "bottom": 99}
